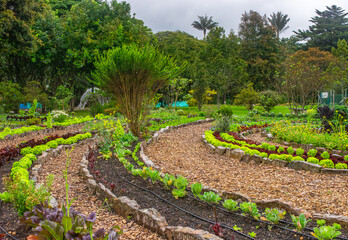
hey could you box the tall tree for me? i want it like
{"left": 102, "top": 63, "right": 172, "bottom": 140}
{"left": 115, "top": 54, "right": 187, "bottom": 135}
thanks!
{"left": 238, "top": 10, "right": 279, "bottom": 91}
{"left": 268, "top": 11, "right": 290, "bottom": 39}
{"left": 294, "top": 5, "right": 348, "bottom": 51}
{"left": 191, "top": 14, "right": 218, "bottom": 39}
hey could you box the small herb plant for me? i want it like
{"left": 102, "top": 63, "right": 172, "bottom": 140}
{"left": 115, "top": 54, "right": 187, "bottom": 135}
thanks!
{"left": 307, "top": 149, "right": 317, "bottom": 157}
{"left": 290, "top": 213, "right": 311, "bottom": 232}
{"left": 296, "top": 148, "right": 304, "bottom": 156}
{"left": 222, "top": 199, "right": 239, "bottom": 211}
{"left": 248, "top": 232, "right": 256, "bottom": 237}
{"left": 287, "top": 147, "right": 295, "bottom": 155}
{"left": 190, "top": 182, "right": 202, "bottom": 198}
{"left": 147, "top": 169, "right": 161, "bottom": 184}
{"left": 320, "top": 151, "right": 330, "bottom": 159}
{"left": 172, "top": 189, "right": 186, "bottom": 199}
{"left": 174, "top": 176, "right": 188, "bottom": 190}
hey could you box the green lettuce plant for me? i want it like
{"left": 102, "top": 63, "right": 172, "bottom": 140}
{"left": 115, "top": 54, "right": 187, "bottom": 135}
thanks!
{"left": 307, "top": 157, "right": 320, "bottom": 164}
{"left": 307, "top": 149, "right": 317, "bottom": 157}
{"left": 335, "top": 163, "right": 347, "bottom": 169}
{"left": 320, "top": 151, "right": 330, "bottom": 159}
{"left": 240, "top": 202, "right": 260, "bottom": 219}
{"left": 296, "top": 148, "right": 304, "bottom": 156}
{"left": 291, "top": 213, "right": 311, "bottom": 232}
{"left": 222, "top": 199, "right": 239, "bottom": 211}
{"left": 287, "top": 147, "right": 295, "bottom": 155}
{"left": 190, "top": 182, "right": 202, "bottom": 198}
{"left": 162, "top": 173, "right": 175, "bottom": 190}
{"left": 262, "top": 208, "right": 286, "bottom": 224}
{"left": 319, "top": 159, "right": 334, "bottom": 168}
{"left": 312, "top": 223, "right": 341, "bottom": 240}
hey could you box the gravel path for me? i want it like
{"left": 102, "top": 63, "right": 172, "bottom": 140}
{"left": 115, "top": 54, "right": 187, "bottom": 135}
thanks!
{"left": 145, "top": 122, "right": 348, "bottom": 217}
{"left": 37, "top": 140, "right": 162, "bottom": 240}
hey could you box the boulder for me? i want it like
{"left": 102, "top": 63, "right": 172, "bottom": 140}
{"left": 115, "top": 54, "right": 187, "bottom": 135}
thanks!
{"left": 288, "top": 161, "right": 322, "bottom": 173}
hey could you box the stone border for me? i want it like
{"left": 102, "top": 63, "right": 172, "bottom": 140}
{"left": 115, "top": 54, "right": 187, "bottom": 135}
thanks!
{"left": 80, "top": 119, "right": 222, "bottom": 240}
{"left": 140, "top": 120, "right": 348, "bottom": 228}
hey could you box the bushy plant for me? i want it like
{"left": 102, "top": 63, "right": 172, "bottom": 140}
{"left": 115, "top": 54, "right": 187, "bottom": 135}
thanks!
{"left": 344, "top": 155, "right": 348, "bottom": 162}
{"left": 320, "top": 151, "right": 330, "bottom": 159}
{"left": 307, "top": 157, "right": 320, "bottom": 164}
{"left": 240, "top": 202, "right": 260, "bottom": 219}
{"left": 277, "top": 113, "right": 284, "bottom": 118}
{"left": 319, "top": 159, "right": 334, "bottom": 168}
{"left": 307, "top": 149, "right": 318, "bottom": 157}
{"left": 217, "top": 105, "right": 233, "bottom": 117}
{"left": 234, "top": 83, "right": 260, "bottom": 110}
{"left": 260, "top": 90, "right": 279, "bottom": 112}
{"left": 335, "top": 163, "right": 347, "bottom": 169}
{"left": 198, "top": 191, "right": 221, "bottom": 204}
{"left": 215, "top": 116, "right": 232, "bottom": 133}
{"left": 292, "top": 156, "right": 305, "bottom": 161}
{"left": 296, "top": 148, "right": 304, "bottom": 156}
{"left": 46, "top": 112, "right": 52, "bottom": 128}
{"left": 263, "top": 208, "right": 286, "bottom": 224}
{"left": 268, "top": 145, "right": 276, "bottom": 151}
{"left": 287, "top": 147, "right": 295, "bottom": 155}
{"left": 277, "top": 146, "right": 285, "bottom": 153}
{"left": 28, "top": 99, "right": 38, "bottom": 116}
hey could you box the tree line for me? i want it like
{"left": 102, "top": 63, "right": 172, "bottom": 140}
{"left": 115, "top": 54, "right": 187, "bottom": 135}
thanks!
{"left": 0, "top": 0, "right": 348, "bottom": 112}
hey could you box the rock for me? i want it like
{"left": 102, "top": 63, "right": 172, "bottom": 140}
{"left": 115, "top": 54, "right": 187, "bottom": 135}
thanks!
{"left": 317, "top": 147, "right": 326, "bottom": 155}
{"left": 222, "top": 191, "right": 251, "bottom": 202}
{"left": 96, "top": 183, "right": 106, "bottom": 200}
{"left": 240, "top": 154, "right": 251, "bottom": 163}
{"left": 207, "top": 144, "right": 216, "bottom": 152}
{"left": 114, "top": 196, "right": 140, "bottom": 217}
{"left": 288, "top": 161, "right": 322, "bottom": 173}
{"left": 282, "top": 142, "right": 290, "bottom": 146}
{"left": 202, "top": 134, "right": 206, "bottom": 141}
{"left": 270, "top": 159, "right": 289, "bottom": 167}
{"left": 152, "top": 133, "right": 159, "bottom": 142}
{"left": 135, "top": 208, "right": 167, "bottom": 236}
{"left": 165, "top": 226, "right": 222, "bottom": 240}
{"left": 265, "top": 133, "right": 273, "bottom": 139}
{"left": 230, "top": 149, "right": 245, "bottom": 160}
{"left": 87, "top": 179, "right": 97, "bottom": 194}
{"left": 105, "top": 188, "right": 117, "bottom": 204}
{"left": 254, "top": 199, "right": 302, "bottom": 215}
{"left": 250, "top": 155, "right": 263, "bottom": 164}
{"left": 321, "top": 168, "right": 348, "bottom": 176}
{"left": 261, "top": 158, "right": 272, "bottom": 165}
{"left": 48, "top": 196, "right": 58, "bottom": 208}
{"left": 215, "top": 146, "right": 226, "bottom": 155}
{"left": 312, "top": 213, "right": 348, "bottom": 227}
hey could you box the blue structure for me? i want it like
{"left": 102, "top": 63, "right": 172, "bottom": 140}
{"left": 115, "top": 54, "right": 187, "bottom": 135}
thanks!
{"left": 19, "top": 102, "right": 42, "bottom": 110}
{"left": 156, "top": 101, "right": 189, "bottom": 108}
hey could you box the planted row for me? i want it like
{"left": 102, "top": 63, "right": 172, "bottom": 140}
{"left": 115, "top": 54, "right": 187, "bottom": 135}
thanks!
{"left": 206, "top": 130, "right": 348, "bottom": 169}
{"left": 0, "top": 125, "right": 44, "bottom": 140}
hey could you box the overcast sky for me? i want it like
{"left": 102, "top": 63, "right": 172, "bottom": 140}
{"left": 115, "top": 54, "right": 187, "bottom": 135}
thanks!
{"left": 124, "top": 0, "right": 348, "bottom": 39}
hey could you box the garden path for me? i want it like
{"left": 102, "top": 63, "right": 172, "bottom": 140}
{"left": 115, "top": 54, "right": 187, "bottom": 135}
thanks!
{"left": 37, "top": 140, "right": 163, "bottom": 240}
{"left": 145, "top": 122, "right": 348, "bottom": 217}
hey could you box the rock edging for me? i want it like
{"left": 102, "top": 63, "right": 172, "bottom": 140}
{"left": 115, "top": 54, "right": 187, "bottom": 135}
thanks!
{"left": 140, "top": 120, "right": 348, "bottom": 228}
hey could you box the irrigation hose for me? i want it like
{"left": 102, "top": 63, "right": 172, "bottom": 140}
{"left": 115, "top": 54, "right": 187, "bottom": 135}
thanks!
{"left": 113, "top": 171, "right": 254, "bottom": 240}
{"left": 0, "top": 225, "right": 18, "bottom": 240}
{"left": 185, "top": 193, "right": 317, "bottom": 240}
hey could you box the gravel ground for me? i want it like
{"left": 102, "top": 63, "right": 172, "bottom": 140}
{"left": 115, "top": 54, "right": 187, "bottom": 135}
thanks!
{"left": 145, "top": 122, "right": 348, "bottom": 217}
{"left": 37, "top": 140, "right": 163, "bottom": 240}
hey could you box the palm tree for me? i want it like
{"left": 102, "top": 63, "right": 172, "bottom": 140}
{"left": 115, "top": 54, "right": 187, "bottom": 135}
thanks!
{"left": 192, "top": 15, "right": 218, "bottom": 39}
{"left": 268, "top": 11, "right": 290, "bottom": 39}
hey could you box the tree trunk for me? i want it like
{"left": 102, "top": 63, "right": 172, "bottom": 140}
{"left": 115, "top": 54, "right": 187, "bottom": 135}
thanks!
{"left": 216, "top": 91, "right": 220, "bottom": 107}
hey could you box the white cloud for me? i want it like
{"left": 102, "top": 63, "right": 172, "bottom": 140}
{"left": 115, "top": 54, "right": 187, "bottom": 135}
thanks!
{"left": 125, "top": 0, "right": 348, "bottom": 38}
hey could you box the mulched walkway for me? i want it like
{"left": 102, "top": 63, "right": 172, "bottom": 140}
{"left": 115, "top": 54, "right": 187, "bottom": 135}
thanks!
{"left": 37, "top": 140, "right": 163, "bottom": 240}
{"left": 145, "top": 122, "right": 348, "bottom": 217}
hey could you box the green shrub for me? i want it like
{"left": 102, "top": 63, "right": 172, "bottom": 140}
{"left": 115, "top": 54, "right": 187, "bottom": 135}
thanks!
{"left": 217, "top": 105, "right": 233, "bottom": 117}
{"left": 177, "top": 109, "right": 185, "bottom": 116}
{"left": 307, "top": 157, "right": 319, "bottom": 164}
{"left": 26, "top": 118, "right": 41, "bottom": 125}
{"left": 307, "top": 149, "right": 317, "bottom": 157}
{"left": 215, "top": 116, "right": 232, "bottom": 133}
{"left": 268, "top": 145, "right": 276, "bottom": 151}
{"left": 287, "top": 147, "right": 294, "bottom": 155}
{"left": 277, "top": 113, "right": 284, "bottom": 118}
{"left": 54, "top": 114, "right": 68, "bottom": 123}
{"left": 269, "top": 112, "right": 276, "bottom": 118}
{"left": 21, "top": 147, "right": 33, "bottom": 155}
{"left": 319, "top": 159, "right": 334, "bottom": 168}
{"left": 296, "top": 148, "right": 304, "bottom": 157}
{"left": 335, "top": 163, "right": 347, "bottom": 169}
{"left": 320, "top": 151, "right": 330, "bottom": 159}
{"left": 277, "top": 146, "right": 285, "bottom": 153}
{"left": 187, "top": 98, "right": 198, "bottom": 107}
{"left": 198, "top": 111, "right": 206, "bottom": 117}
{"left": 344, "top": 155, "right": 348, "bottom": 161}
{"left": 292, "top": 156, "right": 305, "bottom": 161}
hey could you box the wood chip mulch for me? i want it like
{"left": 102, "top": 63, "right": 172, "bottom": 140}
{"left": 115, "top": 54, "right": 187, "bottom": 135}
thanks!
{"left": 144, "top": 122, "right": 348, "bottom": 217}
{"left": 37, "top": 141, "right": 163, "bottom": 240}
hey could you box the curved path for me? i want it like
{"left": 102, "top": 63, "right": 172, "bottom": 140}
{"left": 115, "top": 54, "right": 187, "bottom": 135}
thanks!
{"left": 145, "top": 122, "right": 348, "bottom": 217}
